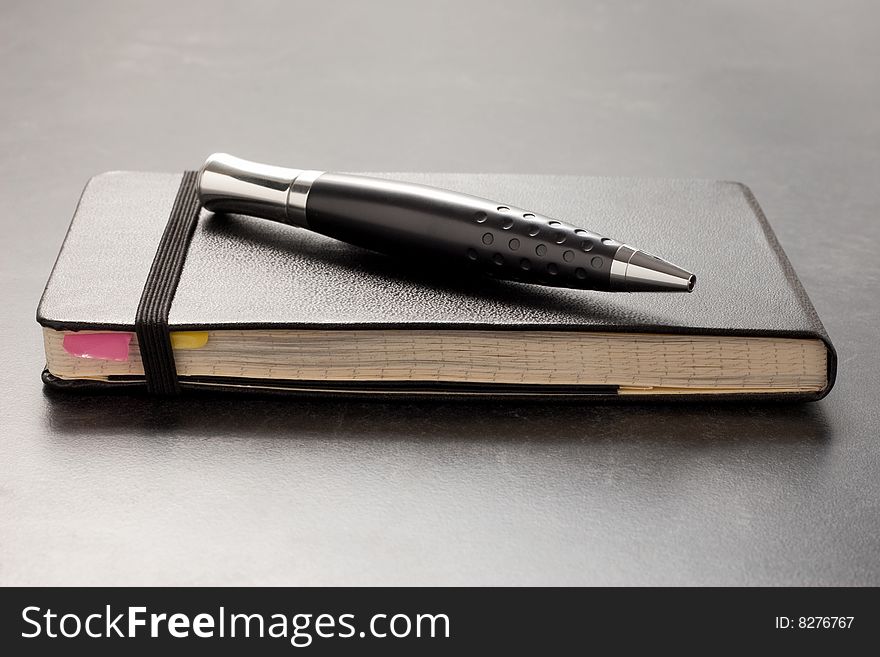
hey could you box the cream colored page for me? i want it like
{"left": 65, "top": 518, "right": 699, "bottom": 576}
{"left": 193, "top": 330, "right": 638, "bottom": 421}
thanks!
{"left": 44, "top": 328, "right": 827, "bottom": 391}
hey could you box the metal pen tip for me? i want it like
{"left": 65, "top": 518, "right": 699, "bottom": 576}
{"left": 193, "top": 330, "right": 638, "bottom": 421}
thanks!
{"left": 609, "top": 244, "right": 696, "bottom": 292}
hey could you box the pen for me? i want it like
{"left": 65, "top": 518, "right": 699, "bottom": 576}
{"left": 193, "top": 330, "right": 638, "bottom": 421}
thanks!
{"left": 198, "top": 153, "right": 696, "bottom": 292}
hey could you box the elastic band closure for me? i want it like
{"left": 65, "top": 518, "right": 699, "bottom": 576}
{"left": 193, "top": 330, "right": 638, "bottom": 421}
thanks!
{"left": 135, "top": 171, "right": 201, "bottom": 395}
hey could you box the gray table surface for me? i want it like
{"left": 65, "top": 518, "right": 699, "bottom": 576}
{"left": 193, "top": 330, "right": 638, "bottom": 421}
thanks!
{"left": 2, "top": 0, "right": 878, "bottom": 586}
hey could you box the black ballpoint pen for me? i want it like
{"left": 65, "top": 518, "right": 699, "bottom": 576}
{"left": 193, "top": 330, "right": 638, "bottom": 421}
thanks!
{"left": 198, "top": 153, "right": 696, "bottom": 292}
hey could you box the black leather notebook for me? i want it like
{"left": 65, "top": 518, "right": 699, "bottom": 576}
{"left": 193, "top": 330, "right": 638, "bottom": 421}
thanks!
{"left": 37, "top": 172, "right": 836, "bottom": 401}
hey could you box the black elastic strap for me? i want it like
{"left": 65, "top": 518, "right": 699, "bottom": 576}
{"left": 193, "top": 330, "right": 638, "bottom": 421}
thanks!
{"left": 135, "top": 170, "right": 201, "bottom": 395}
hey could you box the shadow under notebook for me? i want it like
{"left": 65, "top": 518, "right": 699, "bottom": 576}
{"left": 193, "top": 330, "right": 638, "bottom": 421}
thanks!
{"left": 43, "top": 388, "right": 832, "bottom": 447}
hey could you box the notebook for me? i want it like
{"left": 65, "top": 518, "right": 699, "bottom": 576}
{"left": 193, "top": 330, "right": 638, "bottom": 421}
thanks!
{"left": 36, "top": 171, "right": 836, "bottom": 401}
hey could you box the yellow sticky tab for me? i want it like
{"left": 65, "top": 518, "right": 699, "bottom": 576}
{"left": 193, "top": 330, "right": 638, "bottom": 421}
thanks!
{"left": 170, "top": 331, "right": 209, "bottom": 350}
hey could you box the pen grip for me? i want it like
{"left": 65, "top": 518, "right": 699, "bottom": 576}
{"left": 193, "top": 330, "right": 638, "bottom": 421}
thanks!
{"left": 305, "top": 173, "right": 620, "bottom": 290}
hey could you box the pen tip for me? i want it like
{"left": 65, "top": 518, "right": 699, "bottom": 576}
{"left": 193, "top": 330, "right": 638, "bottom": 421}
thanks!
{"left": 609, "top": 245, "right": 696, "bottom": 292}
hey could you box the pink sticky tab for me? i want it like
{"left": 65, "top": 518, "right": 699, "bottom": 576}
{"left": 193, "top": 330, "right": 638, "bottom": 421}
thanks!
{"left": 62, "top": 332, "right": 132, "bottom": 362}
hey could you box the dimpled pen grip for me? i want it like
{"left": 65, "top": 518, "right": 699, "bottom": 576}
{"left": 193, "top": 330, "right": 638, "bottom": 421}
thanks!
{"left": 198, "top": 154, "right": 696, "bottom": 293}
{"left": 306, "top": 173, "right": 621, "bottom": 289}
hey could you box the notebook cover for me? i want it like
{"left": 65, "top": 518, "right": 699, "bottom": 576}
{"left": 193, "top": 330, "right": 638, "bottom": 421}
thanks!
{"left": 37, "top": 172, "right": 837, "bottom": 400}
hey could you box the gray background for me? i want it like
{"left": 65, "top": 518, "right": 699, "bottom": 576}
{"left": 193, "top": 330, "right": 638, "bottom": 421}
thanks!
{"left": 2, "top": 0, "right": 878, "bottom": 585}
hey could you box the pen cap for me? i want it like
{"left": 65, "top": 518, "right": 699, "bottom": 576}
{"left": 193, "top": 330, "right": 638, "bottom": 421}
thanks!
{"left": 198, "top": 153, "right": 301, "bottom": 222}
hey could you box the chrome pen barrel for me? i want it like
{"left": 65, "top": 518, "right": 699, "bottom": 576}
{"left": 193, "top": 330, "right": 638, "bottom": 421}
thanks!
{"left": 198, "top": 153, "right": 323, "bottom": 227}
{"left": 197, "top": 153, "right": 696, "bottom": 293}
